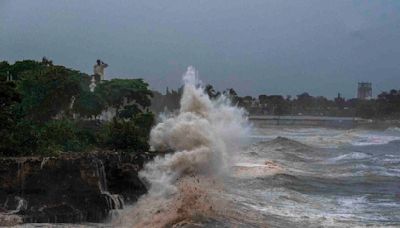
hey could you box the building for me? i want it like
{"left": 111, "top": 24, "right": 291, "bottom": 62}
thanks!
{"left": 357, "top": 82, "right": 372, "bottom": 100}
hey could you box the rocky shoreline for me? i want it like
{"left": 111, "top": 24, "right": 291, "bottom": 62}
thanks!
{"left": 0, "top": 151, "right": 154, "bottom": 226}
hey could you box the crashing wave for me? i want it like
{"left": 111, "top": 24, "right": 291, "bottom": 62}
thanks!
{"left": 141, "top": 66, "right": 249, "bottom": 196}
{"left": 114, "top": 66, "right": 250, "bottom": 227}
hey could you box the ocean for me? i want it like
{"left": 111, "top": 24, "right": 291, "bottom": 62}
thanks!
{"left": 223, "top": 126, "right": 400, "bottom": 227}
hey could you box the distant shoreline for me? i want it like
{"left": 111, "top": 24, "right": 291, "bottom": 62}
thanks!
{"left": 249, "top": 115, "right": 400, "bottom": 129}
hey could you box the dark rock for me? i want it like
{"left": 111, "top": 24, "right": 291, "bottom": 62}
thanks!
{"left": 0, "top": 150, "right": 155, "bottom": 224}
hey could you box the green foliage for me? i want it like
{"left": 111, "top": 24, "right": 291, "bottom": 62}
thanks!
{"left": 98, "top": 120, "right": 144, "bottom": 152}
{"left": 0, "top": 59, "right": 155, "bottom": 156}
{"left": 1, "top": 60, "right": 42, "bottom": 82}
{"left": 0, "top": 79, "right": 22, "bottom": 155}
{"left": 95, "top": 79, "right": 153, "bottom": 110}
{"left": 37, "top": 119, "right": 89, "bottom": 154}
{"left": 99, "top": 112, "right": 154, "bottom": 152}
{"left": 352, "top": 90, "right": 400, "bottom": 119}
{"left": 267, "top": 95, "right": 290, "bottom": 115}
{"left": 2, "top": 119, "right": 92, "bottom": 156}
{"left": 16, "top": 66, "right": 85, "bottom": 122}
{"left": 132, "top": 112, "right": 155, "bottom": 137}
{"left": 355, "top": 100, "right": 376, "bottom": 119}
{"left": 73, "top": 78, "right": 153, "bottom": 119}
{"left": 73, "top": 90, "right": 105, "bottom": 118}
{"left": 0, "top": 61, "right": 10, "bottom": 80}
{"left": 8, "top": 60, "right": 44, "bottom": 80}
{"left": 376, "top": 90, "right": 400, "bottom": 118}
{"left": 118, "top": 104, "right": 141, "bottom": 119}
{"left": 5, "top": 120, "right": 40, "bottom": 156}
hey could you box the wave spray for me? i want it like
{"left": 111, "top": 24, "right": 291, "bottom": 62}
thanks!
{"left": 114, "top": 66, "right": 249, "bottom": 227}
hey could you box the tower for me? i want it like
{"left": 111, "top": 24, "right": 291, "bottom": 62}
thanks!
{"left": 357, "top": 82, "right": 372, "bottom": 100}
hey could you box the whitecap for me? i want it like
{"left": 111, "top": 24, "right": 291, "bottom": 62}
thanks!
{"left": 328, "top": 152, "right": 370, "bottom": 162}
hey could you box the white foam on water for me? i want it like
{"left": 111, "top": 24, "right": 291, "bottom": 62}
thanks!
{"left": 337, "top": 195, "right": 368, "bottom": 209}
{"left": 328, "top": 152, "right": 370, "bottom": 162}
{"left": 351, "top": 135, "right": 400, "bottom": 146}
{"left": 252, "top": 127, "right": 400, "bottom": 148}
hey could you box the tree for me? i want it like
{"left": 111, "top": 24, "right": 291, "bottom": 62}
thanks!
{"left": 98, "top": 113, "right": 154, "bottom": 152}
{"left": 295, "top": 92, "right": 314, "bottom": 114}
{"left": 16, "top": 65, "right": 83, "bottom": 122}
{"left": 73, "top": 90, "right": 105, "bottom": 118}
{"left": 8, "top": 60, "right": 44, "bottom": 80}
{"left": 95, "top": 79, "right": 153, "bottom": 116}
{"left": 376, "top": 90, "right": 400, "bottom": 118}
{"left": 117, "top": 104, "right": 141, "bottom": 119}
{"left": 239, "top": 96, "right": 254, "bottom": 108}
{"left": 258, "top": 94, "right": 268, "bottom": 104}
{"left": 0, "top": 79, "right": 21, "bottom": 155}
{"left": 0, "top": 61, "right": 10, "bottom": 80}
{"left": 267, "top": 95, "right": 289, "bottom": 115}
{"left": 356, "top": 100, "right": 376, "bottom": 119}
{"left": 0, "top": 59, "right": 157, "bottom": 156}
{"left": 38, "top": 119, "right": 82, "bottom": 154}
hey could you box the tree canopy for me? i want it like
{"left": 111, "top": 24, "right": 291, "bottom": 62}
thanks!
{"left": 0, "top": 59, "right": 155, "bottom": 156}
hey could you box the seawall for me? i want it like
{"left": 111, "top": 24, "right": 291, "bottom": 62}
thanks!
{"left": 249, "top": 115, "right": 400, "bottom": 129}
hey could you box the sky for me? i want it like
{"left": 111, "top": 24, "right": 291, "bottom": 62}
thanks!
{"left": 1, "top": 0, "right": 399, "bottom": 98}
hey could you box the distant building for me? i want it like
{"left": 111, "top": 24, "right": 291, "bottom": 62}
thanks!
{"left": 357, "top": 82, "right": 372, "bottom": 100}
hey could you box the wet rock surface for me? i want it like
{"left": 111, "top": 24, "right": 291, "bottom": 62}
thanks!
{"left": 0, "top": 151, "right": 154, "bottom": 225}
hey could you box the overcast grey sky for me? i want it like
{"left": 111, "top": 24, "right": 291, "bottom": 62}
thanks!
{"left": 1, "top": 0, "right": 399, "bottom": 98}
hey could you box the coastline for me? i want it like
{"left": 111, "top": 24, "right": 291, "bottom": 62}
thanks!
{"left": 249, "top": 115, "right": 400, "bottom": 129}
{"left": 0, "top": 150, "right": 155, "bottom": 226}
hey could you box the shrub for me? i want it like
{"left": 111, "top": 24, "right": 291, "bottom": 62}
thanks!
{"left": 0, "top": 79, "right": 21, "bottom": 156}
{"left": 1, "top": 120, "right": 39, "bottom": 156}
{"left": 37, "top": 119, "right": 90, "bottom": 154}
{"left": 98, "top": 113, "right": 154, "bottom": 152}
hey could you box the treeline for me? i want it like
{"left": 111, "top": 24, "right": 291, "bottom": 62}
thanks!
{"left": 151, "top": 84, "right": 400, "bottom": 120}
{"left": 0, "top": 60, "right": 154, "bottom": 156}
{"left": 242, "top": 91, "right": 400, "bottom": 119}
{"left": 355, "top": 90, "right": 400, "bottom": 119}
